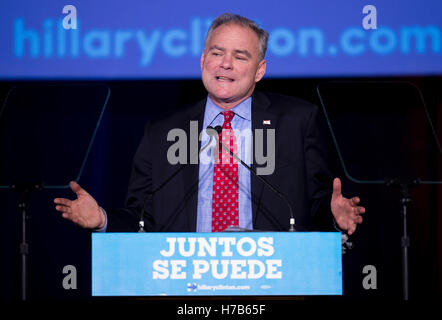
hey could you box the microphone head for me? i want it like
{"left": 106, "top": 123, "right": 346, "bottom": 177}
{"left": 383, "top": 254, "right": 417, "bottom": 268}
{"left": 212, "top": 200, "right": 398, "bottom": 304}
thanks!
{"left": 206, "top": 126, "right": 222, "bottom": 136}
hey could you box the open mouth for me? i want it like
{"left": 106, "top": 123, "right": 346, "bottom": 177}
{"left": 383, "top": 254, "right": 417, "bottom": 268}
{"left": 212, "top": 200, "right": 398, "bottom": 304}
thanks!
{"left": 215, "top": 76, "right": 234, "bottom": 82}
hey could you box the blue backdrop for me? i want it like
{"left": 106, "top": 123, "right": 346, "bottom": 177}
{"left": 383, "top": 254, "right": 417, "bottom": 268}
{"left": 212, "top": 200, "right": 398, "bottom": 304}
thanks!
{"left": 0, "top": 0, "right": 441, "bottom": 79}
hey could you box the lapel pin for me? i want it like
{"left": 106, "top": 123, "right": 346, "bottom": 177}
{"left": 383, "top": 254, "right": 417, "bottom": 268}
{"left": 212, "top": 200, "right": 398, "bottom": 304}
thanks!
{"left": 263, "top": 120, "right": 271, "bottom": 125}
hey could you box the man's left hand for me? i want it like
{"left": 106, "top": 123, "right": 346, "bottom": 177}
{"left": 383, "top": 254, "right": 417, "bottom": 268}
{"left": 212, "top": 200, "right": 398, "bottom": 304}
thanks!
{"left": 331, "top": 177, "right": 365, "bottom": 235}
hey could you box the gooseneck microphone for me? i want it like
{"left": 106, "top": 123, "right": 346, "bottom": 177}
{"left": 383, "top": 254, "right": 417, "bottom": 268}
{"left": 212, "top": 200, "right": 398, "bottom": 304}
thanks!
{"left": 208, "top": 125, "right": 297, "bottom": 232}
{"left": 138, "top": 126, "right": 218, "bottom": 232}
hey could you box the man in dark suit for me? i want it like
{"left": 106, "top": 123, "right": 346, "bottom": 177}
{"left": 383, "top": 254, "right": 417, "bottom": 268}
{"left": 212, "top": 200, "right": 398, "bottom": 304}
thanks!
{"left": 54, "top": 13, "right": 365, "bottom": 234}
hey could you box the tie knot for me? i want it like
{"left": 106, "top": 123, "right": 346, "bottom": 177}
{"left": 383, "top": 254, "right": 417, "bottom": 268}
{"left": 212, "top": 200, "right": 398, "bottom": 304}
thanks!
{"left": 223, "top": 111, "right": 235, "bottom": 123}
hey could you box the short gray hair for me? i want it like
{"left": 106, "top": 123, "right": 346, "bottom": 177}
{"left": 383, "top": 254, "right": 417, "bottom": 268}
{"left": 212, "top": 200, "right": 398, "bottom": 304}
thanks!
{"left": 204, "top": 13, "right": 269, "bottom": 61}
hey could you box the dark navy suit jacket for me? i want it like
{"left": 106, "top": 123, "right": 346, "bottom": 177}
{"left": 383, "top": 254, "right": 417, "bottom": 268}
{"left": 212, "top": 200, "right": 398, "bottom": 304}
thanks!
{"left": 107, "top": 91, "right": 338, "bottom": 232}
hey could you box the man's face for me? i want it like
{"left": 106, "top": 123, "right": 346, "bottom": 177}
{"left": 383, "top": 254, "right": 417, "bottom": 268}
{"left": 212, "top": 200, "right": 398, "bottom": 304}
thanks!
{"left": 201, "top": 24, "right": 266, "bottom": 109}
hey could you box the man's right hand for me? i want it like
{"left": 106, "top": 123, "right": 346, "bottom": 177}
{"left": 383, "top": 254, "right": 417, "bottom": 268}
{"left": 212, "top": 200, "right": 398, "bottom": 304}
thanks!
{"left": 54, "top": 181, "right": 106, "bottom": 229}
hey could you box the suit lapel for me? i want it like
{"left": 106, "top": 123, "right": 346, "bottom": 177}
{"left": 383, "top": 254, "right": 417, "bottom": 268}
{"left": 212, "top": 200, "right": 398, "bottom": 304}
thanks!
{"left": 250, "top": 91, "right": 277, "bottom": 227}
{"left": 182, "top": 98, "right": 206, "bottom": 231}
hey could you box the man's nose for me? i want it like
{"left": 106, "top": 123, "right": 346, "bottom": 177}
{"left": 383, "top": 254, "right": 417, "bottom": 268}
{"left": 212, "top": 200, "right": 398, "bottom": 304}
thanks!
{"left": 220, "top": 54, "right": 233, "bottom": 69}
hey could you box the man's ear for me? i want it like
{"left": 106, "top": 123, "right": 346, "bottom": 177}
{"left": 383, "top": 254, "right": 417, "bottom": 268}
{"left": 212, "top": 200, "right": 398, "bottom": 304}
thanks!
{"left": 200, "top": 52, "right": 205, "bottom": 71}
{"left": 255, "top": 59, "right": 266, "bottom": 82}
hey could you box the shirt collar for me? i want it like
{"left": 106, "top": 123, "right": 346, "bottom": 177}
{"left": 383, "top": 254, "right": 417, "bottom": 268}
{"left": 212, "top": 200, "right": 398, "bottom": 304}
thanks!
{"left": 205, "top": 96, "right": 252, "bottom": 125}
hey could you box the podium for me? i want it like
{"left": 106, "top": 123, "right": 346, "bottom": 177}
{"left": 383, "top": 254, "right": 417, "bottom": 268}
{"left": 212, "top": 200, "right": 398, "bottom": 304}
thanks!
{"left": 92, "top": 232, "right": 342, "bottom": 296}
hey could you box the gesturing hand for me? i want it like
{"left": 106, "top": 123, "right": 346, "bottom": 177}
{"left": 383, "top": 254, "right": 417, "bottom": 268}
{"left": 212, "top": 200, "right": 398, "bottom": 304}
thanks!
{"left": 54, "top": 181, "right": 105, "bottom": 229}
{"left": 331, "top": 178, "right": 365, "bottom": 235}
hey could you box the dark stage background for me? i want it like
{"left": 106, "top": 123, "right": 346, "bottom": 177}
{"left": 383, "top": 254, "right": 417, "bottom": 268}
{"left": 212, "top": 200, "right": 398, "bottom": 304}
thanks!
{"left": 0, "top": 76, "right": 441, "bottom": 300}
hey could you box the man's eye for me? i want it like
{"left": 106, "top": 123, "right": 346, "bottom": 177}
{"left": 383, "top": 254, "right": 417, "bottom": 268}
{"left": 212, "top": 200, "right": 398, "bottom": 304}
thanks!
{"left": 212, "top": 52, "right": 221, "bottom": 56}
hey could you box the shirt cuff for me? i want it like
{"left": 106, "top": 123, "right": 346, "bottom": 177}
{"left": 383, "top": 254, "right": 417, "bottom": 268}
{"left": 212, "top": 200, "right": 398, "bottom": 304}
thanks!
{"left": 93, "top": 207, "right": 108, "bottom": 232}
{"left": 333, "top": 218, "right": 346, "bottom": 233}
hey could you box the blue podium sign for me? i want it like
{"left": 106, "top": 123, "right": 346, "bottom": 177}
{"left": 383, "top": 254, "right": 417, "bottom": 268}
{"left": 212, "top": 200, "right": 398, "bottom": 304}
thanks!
{"left": 92, "top": 232, "right": 342, "bottom": 296}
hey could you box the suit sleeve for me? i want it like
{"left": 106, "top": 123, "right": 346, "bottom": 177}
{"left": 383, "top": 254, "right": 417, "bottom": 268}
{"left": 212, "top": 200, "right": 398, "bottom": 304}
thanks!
{"left": 105, "top": 122, "right": 154, "bottom": 232}
{"left": 303, "top": 105, "right": 339, "bottom": 231}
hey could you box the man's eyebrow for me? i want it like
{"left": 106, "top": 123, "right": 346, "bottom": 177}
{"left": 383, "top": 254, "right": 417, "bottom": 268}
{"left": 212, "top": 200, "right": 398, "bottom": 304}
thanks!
{"left": 208, "top": 46, "right": 252, "bottom": 58}
{"left": 209, "top": 45, "right": 225, "bottom": 52}
{"left": 234, "top": 49, "right": 252, "bottom": 58}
